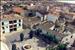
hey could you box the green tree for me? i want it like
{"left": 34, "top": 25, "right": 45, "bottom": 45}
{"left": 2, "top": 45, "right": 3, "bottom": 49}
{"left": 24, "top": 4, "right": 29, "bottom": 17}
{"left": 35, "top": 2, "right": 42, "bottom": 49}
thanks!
{"left": 12, "top": 44, "right": 16, "bottom": 50}
{"left": 20, "top": 33, "right": 24, "bottom": 41}
{"left": 47, "top": 32, "right": 59, "bottom": 44}
{"left": 53, "top": 35, "right": 59, "bottom": 44}
{"left": 57, "top": 44, "right": 67, "bottom": 50}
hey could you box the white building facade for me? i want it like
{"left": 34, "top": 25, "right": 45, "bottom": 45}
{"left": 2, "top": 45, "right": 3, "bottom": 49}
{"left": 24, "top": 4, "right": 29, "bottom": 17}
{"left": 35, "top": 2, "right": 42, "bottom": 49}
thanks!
{"left": 1, "top": 14, "right": 23, "bottom": 34}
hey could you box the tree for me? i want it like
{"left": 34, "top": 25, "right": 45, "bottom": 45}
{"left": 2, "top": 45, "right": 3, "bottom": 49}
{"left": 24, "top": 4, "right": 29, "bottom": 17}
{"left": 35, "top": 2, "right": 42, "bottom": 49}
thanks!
{"left": 3, "top": 5, "right": 8, "bottom": 11}
{"left": 47, "top": 32, "right": 59, "bottom": 44}
{"left": 57, "top": 44, "right": 67, "bottom": 50}
{"left": 53, "top": 35, "right": 59, "bottom": 44}
{"left": 35, "top": 28, "right": 42, "bottom": 36}
{"left": 42, "top": 34, "right": 51, "bottom": 44}
{"left": 29, "top": 30, "right": 33, "bottom": 39}
{"left": 12, "top": 44, "right": 16, "bottom": 50}
{"left": 20, "top": 33, "right": 24, "bottom": 41}
{"left": 29, "top": 33, "right": 33, "bottom": 39}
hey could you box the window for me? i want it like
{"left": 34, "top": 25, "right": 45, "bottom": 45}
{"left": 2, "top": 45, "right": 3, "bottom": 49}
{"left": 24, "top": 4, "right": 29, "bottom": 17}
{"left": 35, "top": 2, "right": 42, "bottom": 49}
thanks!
{"left": 2, "top": 22, "right": 4, "bottom": 25}
{"left": 19, "top": 19, "right": 21, "bottom": 22}
{"left": 14, "top": 25, "right": 17, "bottom": 27}
{"left": 14, "top": 20, "right": 17, "bottom": 23}
{"left": 9, "top": 25, "right": 13, "bottom": 28}
{"left": 3, "top": 31, "right": 5, "bottom": 33}
{"left": 2, "top": 27, "right": 5, "bottom": 29}
{"left": 9, "top": 21, "right": 13, "bottom": 24}
{"left": 10, "top": 29, "right": 13, "bottom": 32}
{"left": 14, "top": 28, "right": 17, "bottom": 31}
{"left": 71, "top": 36, "right": 73, "bottom": 38}
{"left": 19, "top": 23, "right": 21, "bottom": 26}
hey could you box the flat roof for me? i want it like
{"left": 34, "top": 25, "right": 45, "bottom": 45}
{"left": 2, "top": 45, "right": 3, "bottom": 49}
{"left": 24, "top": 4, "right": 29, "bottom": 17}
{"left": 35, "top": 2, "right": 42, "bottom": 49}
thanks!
{"left": 1, "top": 14, "right": 23, "bottom": 21}
{"left": 23, "top": 16, "right": 41, "bottom": 26}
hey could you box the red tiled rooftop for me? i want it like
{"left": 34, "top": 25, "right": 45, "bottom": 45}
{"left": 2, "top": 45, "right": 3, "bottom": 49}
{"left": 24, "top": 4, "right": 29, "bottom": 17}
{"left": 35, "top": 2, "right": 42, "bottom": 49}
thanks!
{"left": 12, "top": 6, "right": 24, "bottom": 13}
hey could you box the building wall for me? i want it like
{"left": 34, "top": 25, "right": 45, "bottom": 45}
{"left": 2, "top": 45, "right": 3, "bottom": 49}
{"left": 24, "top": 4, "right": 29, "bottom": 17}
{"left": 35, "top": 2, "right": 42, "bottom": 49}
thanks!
{"left": 1, "top": 20, "right": 9, "bottom": 34}
{"left": 36, "top": 12, "right": 43, "bottom": 17}
{"left": 17, "top": 19, "right": 23, "bottom": 30}
{"left": 4, "top": 21, "right": 10, "bottom": 33}
{"left": 36, "top": 12, "right": 44, "bottom": 21}
{"left": 44, "top": 15, "right": 47, "bottom": 20}
{"left": 1, "top": 19, "right": 23, "bottom": 34}
{"left": 47, "top": 14, "right": 59, "bottom": 23}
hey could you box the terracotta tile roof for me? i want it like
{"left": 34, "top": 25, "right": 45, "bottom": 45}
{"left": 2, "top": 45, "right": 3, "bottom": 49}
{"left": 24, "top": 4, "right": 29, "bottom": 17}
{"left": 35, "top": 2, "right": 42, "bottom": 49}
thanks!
{"left": 12, "top": 6, "right": 24, "bottom": 13}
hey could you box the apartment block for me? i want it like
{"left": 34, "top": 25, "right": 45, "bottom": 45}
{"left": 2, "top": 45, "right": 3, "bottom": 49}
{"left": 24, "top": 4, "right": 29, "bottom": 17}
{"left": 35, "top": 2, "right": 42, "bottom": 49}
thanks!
{"left": 1, "top": 14, "right": 23, "bottom": 34}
